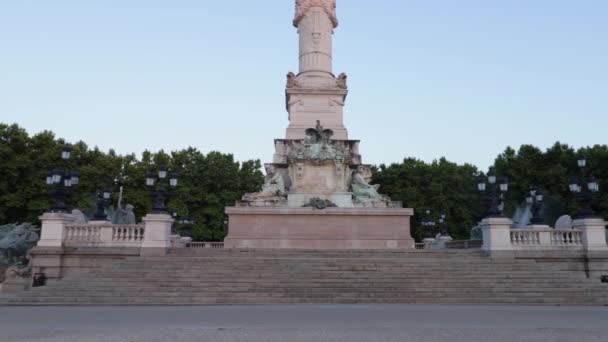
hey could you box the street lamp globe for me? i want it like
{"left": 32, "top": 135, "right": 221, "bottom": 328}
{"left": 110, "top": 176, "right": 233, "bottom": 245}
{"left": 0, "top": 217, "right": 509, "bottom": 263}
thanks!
{"left": 499, "top": 177, "right": 509, "bottom": 192}
{"left": 477, "top": 175, "right": 486, "bottom": 192}
{"left": 487, "top": 167, "right": 497, "bottom": 185}
{"left": 52, "top": 169, "right": 62, "bottom": 184}
{"left": 569, "top": 177, "right": 581, "bottom": 193}
{"left": 61, "top": 144, "right": 73, "bottom": 160}
{"left": 158, "top": 166, "right": 168, "bottom": 179}
{"left": 588, "top": 176, "right": 599, "bottom": 193}
{"left": 146, "top": 172, "right": 156, "bottom": 187}
{"left": 70, "top": 171, "right": 80, "bottom": 185}
{"left": 535, "top": 190, "right": 544, "bottom": 202}
{"left": 577, "top": 156, "right": 587, "bottom": 168}
{"left": 169, "top": 172, "right": 179, "bottom": 188}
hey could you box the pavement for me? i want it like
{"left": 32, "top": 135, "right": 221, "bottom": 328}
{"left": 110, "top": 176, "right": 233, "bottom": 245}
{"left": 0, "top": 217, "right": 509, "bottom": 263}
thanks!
{"left": 1, "top": 304, "right": 607, "bottom": 342}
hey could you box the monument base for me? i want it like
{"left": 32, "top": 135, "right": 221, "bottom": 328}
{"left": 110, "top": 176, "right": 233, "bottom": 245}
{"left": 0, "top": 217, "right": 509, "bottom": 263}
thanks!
{"left": 224, "top": 207, "right": 414, "bottom": 249}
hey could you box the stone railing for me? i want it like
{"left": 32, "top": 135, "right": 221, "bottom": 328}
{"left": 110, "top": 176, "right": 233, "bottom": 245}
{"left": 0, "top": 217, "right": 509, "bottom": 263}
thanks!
{"left": 510, "top": 228, "right": 584, "bottom": 249}
{"left": 186, "top": 242, "right": 225, "bottom": 249}
{"left": 413, "top": 243, "right": 426, "bottom": 250}
{"left": 64, "top": 224, "right": 145, "bottom": 248}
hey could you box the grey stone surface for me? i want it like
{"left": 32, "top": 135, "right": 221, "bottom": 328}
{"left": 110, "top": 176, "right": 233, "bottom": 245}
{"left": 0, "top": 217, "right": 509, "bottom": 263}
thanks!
{"left": 1, "top": 305, "right": 608, "bottom": 341}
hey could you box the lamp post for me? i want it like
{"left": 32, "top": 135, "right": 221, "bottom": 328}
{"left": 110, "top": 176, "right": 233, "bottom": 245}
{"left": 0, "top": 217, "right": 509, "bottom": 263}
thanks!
{"left": 421, "top": 209, "right": 437, "bottom": 239}
{"left": 93, "top": 189, "right": 112, "bottom": 221}
{"left": 146, "top": 166, "right": 178, "bottom": 214}
{"left": 569, "top": 155, "right": 600, "bottom": 219}
{"left": 177, "top": 216, "right": 194, "bottom": 237}
{"left": 439, "top": 211, "right": 449, "bottom": 236}
{"left": 526, "top": 186, "right": 544, "bottom": 225}
{"left": 477, "top": 167, "right": 509, "bottom": 218}
{"left": 46, "top": 144, "right": 79, "bottom": 213}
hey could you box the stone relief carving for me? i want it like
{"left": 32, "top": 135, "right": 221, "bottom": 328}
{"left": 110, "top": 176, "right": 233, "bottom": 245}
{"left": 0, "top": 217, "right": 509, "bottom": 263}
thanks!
{"left": 294, "top": 0, "right": 337, "bottom": 28}
{"left": 289, "top": 121, "right": 350, "bottom": 163}
{"left": 242, "top": 166, "right": 287, "bottom": 203}
{"left": 351, "top": 167, "right": 391, "bottom": 206}
{"left": 303, "top": 197, "right": 338, "bottom": 210}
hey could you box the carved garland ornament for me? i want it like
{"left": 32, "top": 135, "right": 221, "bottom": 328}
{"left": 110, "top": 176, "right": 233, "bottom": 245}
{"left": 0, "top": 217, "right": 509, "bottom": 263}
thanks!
{"left": 294, "top": 0, "right": 338, "bottom": 28}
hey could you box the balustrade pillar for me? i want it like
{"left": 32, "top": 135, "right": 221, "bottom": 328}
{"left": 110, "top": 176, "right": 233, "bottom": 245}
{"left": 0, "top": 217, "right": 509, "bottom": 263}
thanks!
{"left": 480, "top": 217, "right": 514, "bottom": 257}
{"left": 37, "top": 212, "right": 75, "bottom": 247}
{"left": 573, "top": 218, "right": 608, "bottom": 253}
{"left": 141, "top": 214, "right": 174, "bottom": 256}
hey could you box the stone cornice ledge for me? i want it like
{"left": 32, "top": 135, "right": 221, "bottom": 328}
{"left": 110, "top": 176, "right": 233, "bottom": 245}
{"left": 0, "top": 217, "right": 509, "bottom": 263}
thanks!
{"left": 226, "top": 207, "right": 414, "bottom": 216}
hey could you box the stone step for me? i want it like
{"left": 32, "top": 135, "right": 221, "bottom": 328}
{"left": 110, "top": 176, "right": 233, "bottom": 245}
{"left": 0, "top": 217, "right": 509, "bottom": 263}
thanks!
{"left": 4, "top": 250, "right": 607, "bottom": 306}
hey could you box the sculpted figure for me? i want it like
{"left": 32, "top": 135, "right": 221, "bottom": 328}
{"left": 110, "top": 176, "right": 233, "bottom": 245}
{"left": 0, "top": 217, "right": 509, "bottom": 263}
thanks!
{"left": 0, "top": 223, "right": 39, "bottom": 266}
{"left": 71, "top": 209, "right": 88, "bottom": 224}
{"left": 112, "top": 187, "right": 137, "bottom": 224}
{"left": 336, "top": 73, "right": 348, "bottom": 89}
{"left": 286, "top": 72, "right": 300, "bottom": 88}
{"left": 243, "top": 166, "right": 287, "bottom": 202}
{"left": 304, "top": 120, "right": 334, "bottom": 144}
{"left": 351, "top": 168, "right": 390, "bottom": 204}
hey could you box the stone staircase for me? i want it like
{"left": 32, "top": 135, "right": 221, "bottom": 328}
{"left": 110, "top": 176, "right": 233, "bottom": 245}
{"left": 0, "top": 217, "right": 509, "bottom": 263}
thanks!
{"left": 2, "top": 249, "right": 608, "bottom": 305}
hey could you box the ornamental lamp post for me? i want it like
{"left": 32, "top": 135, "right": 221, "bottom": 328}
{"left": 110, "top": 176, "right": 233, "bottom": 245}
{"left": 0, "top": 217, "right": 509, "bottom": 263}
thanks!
{"left": 526, "top": 186, "right": 545, "bottom": 225}
{"left": 93, "top": 189, "right": 112, "bottom": 221}
{"left": 47, "top": 144, "right": 79, "bottom": 213}
{"left": 439, "top": 211, "right": 449, "bottom": 236}
{"left": 477, "top": 167, "right": 509, "bottom": 218}
{"left": 146, "top": 166, "right": 178, "bottom": 214}
{"left": 569, "top": 155, "right": 600, "bottom": 219}
{"left": 421, "top": 209, "right": 437, "bottom": 239}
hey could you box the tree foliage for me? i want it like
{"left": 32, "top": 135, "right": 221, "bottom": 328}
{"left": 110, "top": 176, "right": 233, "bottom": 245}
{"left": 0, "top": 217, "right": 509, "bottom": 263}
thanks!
{"left": 374, "top": 143, "right": 608, "bottom": 241}
{"left": 1, "top": 123, "right": 606, "bottom": 242}
{"left": 0, "top": 123, "right": 264, "bottom": 241}
{"left": 373, "top": 158, "right": 483, "bottom": 240}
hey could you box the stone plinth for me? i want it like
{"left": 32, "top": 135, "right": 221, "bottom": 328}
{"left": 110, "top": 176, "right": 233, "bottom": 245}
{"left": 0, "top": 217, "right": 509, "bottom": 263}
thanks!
{"left": 480, "top": 217, "right": 514, "bottom": 256}
{"left": 224, "top": 207, "right": 414, "bottom": 249}
{"left": 573, "top": 218, "right": 608, "bottom": 252}
{"left": 141, "top": 214, "right": 174, "bottom": 255}
{"left": 38, "top": 212, "right": 75, "bottom": 248}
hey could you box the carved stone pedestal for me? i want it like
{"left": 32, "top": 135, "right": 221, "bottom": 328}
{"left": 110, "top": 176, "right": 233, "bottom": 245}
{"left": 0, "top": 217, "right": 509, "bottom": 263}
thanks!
{"left": 224, "top": 207, "right": 414, "bottom": 249}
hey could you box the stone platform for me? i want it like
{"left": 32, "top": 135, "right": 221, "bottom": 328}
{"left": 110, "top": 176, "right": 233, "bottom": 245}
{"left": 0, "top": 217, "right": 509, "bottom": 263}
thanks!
{"left": 224, "top": 207, "right": 414, "bottom": 249}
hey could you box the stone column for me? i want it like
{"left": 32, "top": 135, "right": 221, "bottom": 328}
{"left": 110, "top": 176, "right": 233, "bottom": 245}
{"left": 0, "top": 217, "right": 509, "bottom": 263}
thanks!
{"left": 480, "top": 217, "right": 514, "bottom": 257}
{"left": 573, "top": 218, "right": 608, "bottom": 253}
{"left": 37, "top": 212, "right": 75, "bottom": 248}
{"left": 294, "top": 0, "right": 337, "bottom": 77}
{"left": 141, "top": 214, "right": 174, "bottom": 256}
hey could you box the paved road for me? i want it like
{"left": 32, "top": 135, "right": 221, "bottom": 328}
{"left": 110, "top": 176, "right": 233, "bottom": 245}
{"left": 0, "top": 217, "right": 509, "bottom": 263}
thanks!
{"left": 1, "top": 305, "right": 607, "bottom": 341}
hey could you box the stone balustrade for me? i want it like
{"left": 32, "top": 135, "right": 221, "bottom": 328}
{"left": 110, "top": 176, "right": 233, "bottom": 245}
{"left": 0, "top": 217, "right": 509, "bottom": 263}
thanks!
{"left": 482, "top": 217, "right": 607, "bottom": 256}
{"left": 187, "top": 242, "right": 225, "bottom": 249}
{"left": 64, "top": 224, "right": 145, "bottom": 247}
{"left": 510, "top": 229, "right": 583, "bottom": 249}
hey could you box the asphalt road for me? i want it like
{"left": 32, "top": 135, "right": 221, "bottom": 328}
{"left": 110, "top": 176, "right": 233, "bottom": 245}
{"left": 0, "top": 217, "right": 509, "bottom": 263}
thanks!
{"left": 1, "top": 304, "right": 607, "bottom": 341}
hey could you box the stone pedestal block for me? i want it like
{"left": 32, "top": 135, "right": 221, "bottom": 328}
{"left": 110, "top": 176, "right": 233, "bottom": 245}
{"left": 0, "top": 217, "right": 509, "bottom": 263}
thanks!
{"left": 224, "top": 207, "right": 414, "bottom": 249}
{"left": 142, "top": 214, "right": 174, "bottom": 255}
{"left": 573, "top": 218, "right": 608, "bottom": 252}
{"left": 37, "top": 212, "right": 75, "bottom": 248}
{"left": 481, "top": 217, "right": 514, "bottom": 256}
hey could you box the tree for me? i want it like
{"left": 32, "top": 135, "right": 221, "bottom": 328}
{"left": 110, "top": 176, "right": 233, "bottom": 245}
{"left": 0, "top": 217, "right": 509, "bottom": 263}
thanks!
{"left": 373, "top": 157, "right": 483, "bottom": 240}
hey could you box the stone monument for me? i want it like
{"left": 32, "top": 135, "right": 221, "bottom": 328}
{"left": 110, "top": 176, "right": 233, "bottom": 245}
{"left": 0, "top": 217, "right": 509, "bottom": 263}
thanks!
{"left": 224, "top": 0, "right": 414, "bottom": 249}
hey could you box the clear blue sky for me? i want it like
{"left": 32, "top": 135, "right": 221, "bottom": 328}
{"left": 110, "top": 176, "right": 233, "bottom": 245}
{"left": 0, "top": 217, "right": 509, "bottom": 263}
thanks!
{"left": 1, "top": 0, "right": 606, "bottom": 170}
